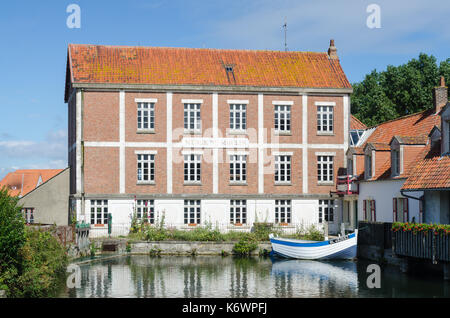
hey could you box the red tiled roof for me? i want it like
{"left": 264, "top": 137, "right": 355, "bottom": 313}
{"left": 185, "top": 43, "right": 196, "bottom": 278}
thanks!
{"left": 364, "top": 109, "right": 440, "bottom": 145}
{"left": 357, "top": 109, "right": 441, "bottom": 182}
{"left": 0, "top": 169, "right": 63, "bottom": 197}
{"left": 350, "top": 115, "right": 367, "bottom": 130}
{"left": 402, "top": 145, "right": 450, "bottom": 190}
{"left": 67, "top": 44, "right": 352, "bottom": 89}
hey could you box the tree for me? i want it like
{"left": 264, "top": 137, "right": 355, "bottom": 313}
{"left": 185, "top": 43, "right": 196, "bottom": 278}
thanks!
{"left": 0, "top": 187, "right": 26, "bottom": 270}
{"left": 351, "top": 53, "right": 449, "bottom": 126}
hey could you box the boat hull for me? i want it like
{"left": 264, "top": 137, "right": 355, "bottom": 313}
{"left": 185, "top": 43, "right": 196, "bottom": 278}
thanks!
{"left": 270, "top": 231, "right": 357, "bottom": 260}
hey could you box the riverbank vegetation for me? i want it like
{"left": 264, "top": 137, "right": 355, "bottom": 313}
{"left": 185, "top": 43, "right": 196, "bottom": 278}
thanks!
{"left": 128, "top": 213, "right": 324, "bottom": 243}
{"left": 0, "top": 187, "right": 68, "bottom": 298}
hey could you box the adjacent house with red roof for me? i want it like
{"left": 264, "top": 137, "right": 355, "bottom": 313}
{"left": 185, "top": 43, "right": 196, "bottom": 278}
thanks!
{"left": 337, "top": 77, "right": 448, "bottom": 228}
{"left": 0, "top": 169, "right": 63, "bottom": 198}
{"left": 0, "top": 168, "right": 70, "bottom": 225}
{"left": 401, "top": 98, "right": 450, "bottom": 224}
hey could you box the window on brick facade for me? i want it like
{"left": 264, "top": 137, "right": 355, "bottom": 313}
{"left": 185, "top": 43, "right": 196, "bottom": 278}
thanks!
{"left": 317, "top": 105, "right": 334, "bottom": 133}
{"left": 230, "top": 155, "right": 247, "bottom": 183}
{"left": 319, "top": 200, "right": 334, "bottom": 223}
{"left": 184, "top": 103, "right": 201, "bottom": 132}
{"left": 184, "top": 200, "right": 201, "bottom": 225}
{"left": 136, "top": 200, "right": 155, "bottom": 224}
{"left": 317, "top": 156, "right": 334, "bottom": 183}
{"left": 22, "top": 208, "right": 34, "bottom": 224}
{"left": 184, "top": 154, "right": 201, "bottom": 183}
{"left": 230, "top": 200, "right": 247, "bottom": 225}
{"left": 275, "top": 155, "right": 291, "bottom": 183}
{"left": 229, "top": 104, "right": 247, "bottom": 131}
{"left": 90, "top": 200, "right": 108, "bottom": 225}
{"left": 137, "top": 154, "right": 155, "bottom": 183}
{"left": 274, "top": 105, "right": 291, "bottom": 132}
{"left": 275, "top": 200, "right": 291, "bottom": 224}
{"left": 137, "top": 102, "right": 155, "bottom": 131}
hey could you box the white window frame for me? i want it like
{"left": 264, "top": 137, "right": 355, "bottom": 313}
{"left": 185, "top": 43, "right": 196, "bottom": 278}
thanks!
{"left": 317, "top": 155, "right": 334, "bottom": 184}
{"left": 274, "top": 154, "right": 292, "bottom": 184}
{"left": 275, "top": 200, "right": 291, "bottom": 224}
{"left": 137, "top": 153, "right": 156, "bottom": 184}
{"left": 229, "top": 154, "right": 247, "bottom": 184}
{"left": 230, "top": 200, "right": 247, "bottom": 225}
{"left": 229, "top": 103, "right": 247, "bottom": 132}
{"left": 184, "top": 200, "right": 201, "bottom": 225}
{"left": 184, "top": 153, "right": 202, "bottom": 184}
{"left": 392, "top": 148, "right": 400, "bottom": 176}
{"left": 350, "top": 130, "right": 364, "bottom": 146}
{"left": 136, "top": 199, "right": 155, "bottom": 224}
{"left": 318, "top": 200, "right": 334, "bottom": 223}
{"left": 274, "top": 104, "right": 291, "bottom": 134}
{"left": 365, "top": 152, "right": 373, "bottom": 180}
{"left": 316, "top": 102, "right": 335, "bottom": 134}
{"left": 22, "top": 208, "right": 34, "bottom": 224}
{"left": 184, "top": 103, "right": 202, "bottom": 133}
{"left": 137, "top": 100, "right": 156, "bottom": 132}
{"left": 90, "top": 200, "right": 108, "bottom": 225}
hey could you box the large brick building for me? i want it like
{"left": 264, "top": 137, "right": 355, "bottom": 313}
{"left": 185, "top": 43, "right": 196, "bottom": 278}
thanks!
{"left": 64, "top": 40, "right": 353, "bottom": 236}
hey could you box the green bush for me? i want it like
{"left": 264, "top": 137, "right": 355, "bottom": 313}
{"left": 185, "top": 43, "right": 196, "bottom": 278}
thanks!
{"left": 0, "top": 188, "right": 68, "bottom": 297}
{"left": 303, "top": 225, "right": 325, "bottom": 241}
{"left": 253, "top": 222, "right": 280, "bottom": 241}
{"left": 0, "top": 187, "right": 26, "bottom": 269}
{"left": 232, "top": 238, "right": 258, "bottom": 256}
{"left": 2, "top": 228, "right": 68, "bottom": 297}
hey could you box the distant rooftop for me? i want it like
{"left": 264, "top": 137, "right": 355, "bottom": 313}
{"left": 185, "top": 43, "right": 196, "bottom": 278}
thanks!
{"left": 0, "top": 169, "right": 64, "bottom": 197}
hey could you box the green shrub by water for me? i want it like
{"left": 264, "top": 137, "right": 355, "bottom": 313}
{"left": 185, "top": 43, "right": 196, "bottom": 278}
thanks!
{"left": 0, "top": 187, "right": 68, "bottom": 297}
{"left": 232, "top": 238, "right": 258, "bottom": 256}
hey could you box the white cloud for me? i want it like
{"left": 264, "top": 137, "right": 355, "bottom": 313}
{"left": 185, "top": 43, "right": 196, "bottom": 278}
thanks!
{"left": 210, "top": 0, "right": 450, "bottom": 55}
{"left": 0, "top": 129, "right": 67, "bottom": 161}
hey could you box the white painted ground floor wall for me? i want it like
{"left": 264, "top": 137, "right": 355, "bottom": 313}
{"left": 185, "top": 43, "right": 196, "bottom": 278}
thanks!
{"left": 73, "top": 198, "right": 342, "bottom": 238}
{"left": 358, "top": 179, "right": 423, "bottom": 223}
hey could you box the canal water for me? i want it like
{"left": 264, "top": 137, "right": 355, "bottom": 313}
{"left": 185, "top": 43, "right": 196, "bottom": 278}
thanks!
{"left": 59, "top": 255, "right": 449, "bottom": 298}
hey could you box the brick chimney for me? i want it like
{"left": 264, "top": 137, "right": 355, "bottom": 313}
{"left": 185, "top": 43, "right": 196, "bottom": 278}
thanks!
{"left": 433, "top": 76, "right": 448, "bottom": 113}
{"left": 328, "top": 39, "right": 338, "bottom": 60}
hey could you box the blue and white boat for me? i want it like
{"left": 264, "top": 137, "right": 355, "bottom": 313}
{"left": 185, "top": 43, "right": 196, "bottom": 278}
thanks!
{"left": 269, "top": 230, "right": 358, "bottom": 260}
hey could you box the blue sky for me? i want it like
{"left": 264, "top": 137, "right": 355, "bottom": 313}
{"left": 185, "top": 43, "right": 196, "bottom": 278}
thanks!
{"left": 0, "top": 0, "right": 449, "bottom": 179}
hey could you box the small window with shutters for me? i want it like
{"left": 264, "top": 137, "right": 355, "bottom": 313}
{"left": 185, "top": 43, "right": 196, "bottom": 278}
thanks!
{"left": 370, "top": 200, "right": 376, "bottom": 222}
{"left": 393, "top": 198, "right": 408, "bottom": 222}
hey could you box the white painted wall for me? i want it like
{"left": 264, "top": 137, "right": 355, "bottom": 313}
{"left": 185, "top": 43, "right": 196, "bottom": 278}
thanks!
{"left": 84, "top": 198, "right": 335, "bottom": 237}
{"left": 358, "top": 179, "right": 423, "bottom": 223}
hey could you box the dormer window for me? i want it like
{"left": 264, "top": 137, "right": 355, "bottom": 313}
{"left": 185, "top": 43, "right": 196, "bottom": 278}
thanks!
{"left": 447, "top": 120, "right": 450, "bottom": 153}
{"left": 392, "top": 149, "right": 400, "bottom": 176}
{"left": 365, "top": 152, "right": 372, "bottom": 179}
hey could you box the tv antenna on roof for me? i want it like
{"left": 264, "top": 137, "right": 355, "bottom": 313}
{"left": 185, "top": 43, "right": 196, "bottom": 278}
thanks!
{"left": 283, "top": 17, "right": 288, "bottom": 51}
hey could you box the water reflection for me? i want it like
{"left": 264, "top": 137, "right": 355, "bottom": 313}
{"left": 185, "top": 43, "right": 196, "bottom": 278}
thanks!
{"left": 271, "top": 259, "right": 358, "bottom": 297}
{"left": 60, "top": 255, "right": 449, "bottom": 298}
